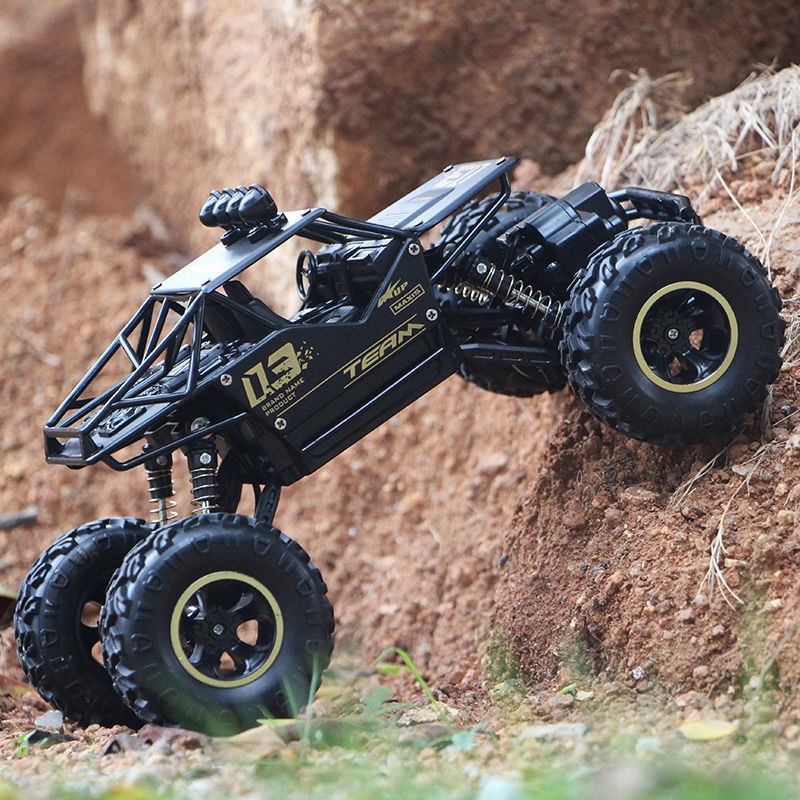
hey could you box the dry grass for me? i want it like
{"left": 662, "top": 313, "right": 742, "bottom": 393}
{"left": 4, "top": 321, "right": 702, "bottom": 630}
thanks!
{"left": 576, "top": 65, "right": 800, "bottom": 202}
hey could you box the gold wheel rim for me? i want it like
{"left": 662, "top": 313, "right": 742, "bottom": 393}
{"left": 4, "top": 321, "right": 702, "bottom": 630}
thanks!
{"left": 632, "top": 281, "right": 738, "bottom": 394}
{"left": 169, "top": 570, "right": 284, "bottom": 688}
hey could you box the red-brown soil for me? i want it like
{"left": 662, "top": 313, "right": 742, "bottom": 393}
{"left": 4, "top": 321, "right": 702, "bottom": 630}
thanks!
{"left": 1, "top": 168, "right": 799, "bottom": 736}
{"left": 3, "top": 0, "right": 800, "bottom": 747}
{"left": 0, "top": 1, "right": 141, "bottom": 214}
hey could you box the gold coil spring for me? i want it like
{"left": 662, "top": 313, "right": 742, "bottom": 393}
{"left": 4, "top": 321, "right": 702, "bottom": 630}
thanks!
{"left": 477, "top": 264, "right": 566, "bottom": 328}
{"left": 452, "top": 281, "right": 492, "bottom": 306}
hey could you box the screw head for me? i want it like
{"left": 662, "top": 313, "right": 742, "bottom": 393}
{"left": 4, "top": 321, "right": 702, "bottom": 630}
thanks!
{"left": 199, "top": 451, "right": 213, "bottom": 466}
{"left": 274, "top": 417, "right": 287, "bottom": 431}
{"left": 666, "top": 327, "right": 680, "bottom": 341}
{"left": 212, "top": 623, "right": 225, "bottom": 636}
{"left": 408, "top": 242, "right": 421, "bottom": 256}
{"left": 476, "top": 262, "right": 488, "bottom": 275}
{"left": 190, "top": 417, "right": 211, "bottom": 433}
{"left": 426, "top": 308, "right": 439, "bottom": 322}
{"left": 220, "top": 374, "right": 232, "bottom": 386}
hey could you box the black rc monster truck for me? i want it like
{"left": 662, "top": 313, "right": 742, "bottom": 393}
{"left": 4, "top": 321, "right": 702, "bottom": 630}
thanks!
{"left": 15, "top": 157, "right": 784, "bottom": 734}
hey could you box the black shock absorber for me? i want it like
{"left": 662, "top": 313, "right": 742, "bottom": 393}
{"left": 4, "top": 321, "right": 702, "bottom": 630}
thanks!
{"left": 188, "top": 440, "right": 219, "bottom": 515}
{"left": 143, "top": 446, "right": 177, "bottom": 527}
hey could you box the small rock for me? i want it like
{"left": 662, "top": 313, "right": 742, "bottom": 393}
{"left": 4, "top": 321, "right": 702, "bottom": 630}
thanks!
{"left": 517, "top": 722, "right": 588, "bottom": 741}
{"left": 776, "top": 510, "right": 795, "bottom": 529}
{"left": 692, "top": 665, "right": 710, "bottom": 680}
{"left": 784, "top": 724, "right": 800, "bottom": 741}
{"left": 631, "top": 666, "right": 646, "bottom": 682}
{"left": 676, "top": 608, "right": 695, "bottom": 624}
{"left": 398, "top": 705, "right": 445, "bottom": 726}
{"left": 713, "top": 694, "right": 732, "bottom": 711}
{"left": 546, "top": 694, "right": 574, "bottom": 709}
{"left": 787, "top": 484, "right": 800, "bottom": 504}
{"left": 575, "top": 690, "right": 594, "bottom": 702}
{"left": 723, "top": 558, "right": 747, "bottom": 569}
{"left": 761, "top": 598, "right": 784, "bottom": 614}
{"left": 635, "top": 736, "right": 662, "bottom": 756}
{"left": 478, "top": 452, "right": 509, "bottom": 476}
{"left": 34, "top": 710, "right": 63, "bottom": 731}
{"left": 622, "top": 486, "right": 658, "bottom": 502}
{"left": 102, "top": 732, "right": 148, "bottom": 756}
{"left": 673, "top": 691, "right": 710, "bottom": 710}
{"left": 138, "top": 723, "right": 209, "bottom": 750}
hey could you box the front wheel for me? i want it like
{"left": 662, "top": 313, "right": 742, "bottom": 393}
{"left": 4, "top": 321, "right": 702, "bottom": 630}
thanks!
{"left": 561, "top": 223, "right": 784, "bottom": 443}
{"left": 100, "top": 514, "right": 334, "bottom": 735}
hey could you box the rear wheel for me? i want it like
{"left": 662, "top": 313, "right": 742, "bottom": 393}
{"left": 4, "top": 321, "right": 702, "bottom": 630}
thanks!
{"left": 561, "top": 223, "right": 784, "bottom": 443}
{"left": 14, "top": 518, "right": 154, "bottom": 727}
{"left": 101, "top": 514, "right": 334, "bottom": 735}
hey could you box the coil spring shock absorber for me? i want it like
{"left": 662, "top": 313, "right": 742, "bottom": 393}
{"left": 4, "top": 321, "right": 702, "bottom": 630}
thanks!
{"left": 461, "top": 260, "right": 566, "bottom": 328}
{"left": 188, "top": 440, "right": 220, "bottom": 515}
{"left": 143, "top": 447, "right": 177, "bottom": 526}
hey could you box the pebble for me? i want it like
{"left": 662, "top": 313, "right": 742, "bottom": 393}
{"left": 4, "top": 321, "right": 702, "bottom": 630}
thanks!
{"left": 546, "top": 694, "right": 575, "bottom": 710}
{"left": 673, "top": 691, "right": 711, "bottom": 710}
{"left": 635, "top": 736, "right": 662, "bottom": 756}
{"left": 622, "top": 486, "right": 658, "bottom": 502}
{"left": 693, "top": 665, "right": 710, "bottom": 679}
{"left": 398, "top": 705, "right": 446, "bottom": 726}
{"left": 102, "top": 732, "right": 148, "bottom": 756}
{"left": 675, "top": 608, "right": 695, "bottom": 624}
{"left": 517, "top": 722, "right": 588, "bottom": 741}
{"left": 34, "top": 710, "right": 64, "bottom": 730}
{"left": 478, "top": 452, "right": 509, "bottom": 476}
{"left": 761, "top": 598, "right": 784, "bottom": 613}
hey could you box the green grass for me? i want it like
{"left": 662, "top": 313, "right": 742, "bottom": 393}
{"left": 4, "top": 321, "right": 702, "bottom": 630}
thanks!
{"left": 2, "top": 650, "right": 799, "bottom": 800}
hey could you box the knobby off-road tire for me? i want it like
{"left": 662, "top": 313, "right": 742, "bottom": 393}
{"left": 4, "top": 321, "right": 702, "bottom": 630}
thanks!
{"left": 14, "top": 518, "right": 155, "bottom": 727}
{"left": 437, "top": 190, "right": 564, "bottom": 397}
{"left": 100, "top": 514, "right": 334, "bottom": 736}
{"left": 562, "top": 222, "right": 784, "bottom": 443}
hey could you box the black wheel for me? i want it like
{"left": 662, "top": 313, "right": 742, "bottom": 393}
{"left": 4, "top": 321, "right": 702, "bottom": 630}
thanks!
{"left": 562, "top": 223, "right": 785, "bottom": 443}
{"left": 14, "top": 517, "right": 155, "bottom": 727}
{"left": 436, "top": 190, "right": 563, "bottom": 396}
{"left": 100, "top": 514, "right": 334, "bottom": 735}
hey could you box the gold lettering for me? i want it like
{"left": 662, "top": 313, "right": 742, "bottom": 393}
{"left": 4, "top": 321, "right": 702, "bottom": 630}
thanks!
{"left": 243, "top": 362, "right": 272, "bottom": 407}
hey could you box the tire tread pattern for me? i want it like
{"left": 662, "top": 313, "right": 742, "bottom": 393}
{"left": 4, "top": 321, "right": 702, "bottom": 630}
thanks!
{"left": 561, "top": 222, "right": 785, "bottom": 443}
{"left": 100, "top": 513, "right": 334, "bottom": 731}
{"left": 14, "top": 517, "right": 153, "bottom": 726}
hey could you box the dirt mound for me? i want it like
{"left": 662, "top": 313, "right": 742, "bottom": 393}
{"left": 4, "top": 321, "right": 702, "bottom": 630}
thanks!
{"left": 0, "top": 1, "right": 141, "bottom": 214}
{"left": 75, "top": 0, "right": 800, "bottom": 250}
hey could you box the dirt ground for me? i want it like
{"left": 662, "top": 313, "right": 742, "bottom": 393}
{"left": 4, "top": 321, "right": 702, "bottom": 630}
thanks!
{"left": 1, "top": 149, "right": 799, "bottom": 754}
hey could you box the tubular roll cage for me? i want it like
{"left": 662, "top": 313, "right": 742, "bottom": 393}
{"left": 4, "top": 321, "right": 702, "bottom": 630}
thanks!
{"left": 43, "top": 173, "right": 514, "bottom": 472}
